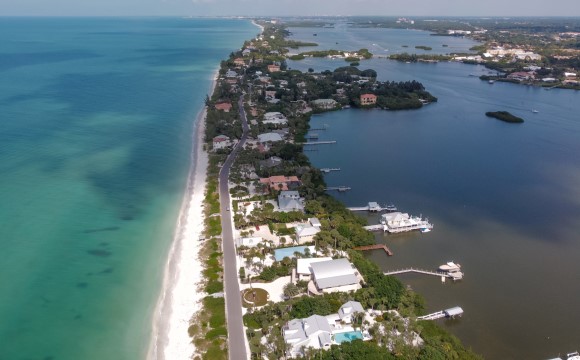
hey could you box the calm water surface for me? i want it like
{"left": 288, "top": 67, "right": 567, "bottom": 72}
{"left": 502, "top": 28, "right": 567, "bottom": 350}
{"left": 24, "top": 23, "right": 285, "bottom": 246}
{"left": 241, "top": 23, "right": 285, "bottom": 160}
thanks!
{"left": 305, "top": 60, "right": 580, "bottom": 359}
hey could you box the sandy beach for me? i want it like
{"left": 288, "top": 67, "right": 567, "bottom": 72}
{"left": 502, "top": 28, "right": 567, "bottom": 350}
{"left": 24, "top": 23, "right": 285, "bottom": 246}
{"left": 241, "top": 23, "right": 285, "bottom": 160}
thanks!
{"left": 147, "top": 70, "right": 218, "bottom": 360}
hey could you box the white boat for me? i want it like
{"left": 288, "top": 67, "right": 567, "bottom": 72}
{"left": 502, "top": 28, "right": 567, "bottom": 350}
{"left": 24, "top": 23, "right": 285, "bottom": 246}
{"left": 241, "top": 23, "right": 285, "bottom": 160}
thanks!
{"left": 385, "top": 204, "right": 397, "bottom": 212}
{"left": 489, "top": 80, "right": 495, "bottom": 84}
{"left": 421, "top": 228, "right": 431, "bottom": 233}
{"left": 439, "top": 262, "right": 461, "bottom": 273}
{"left": 567, "top": 352, "right": 580, "bottom": 360}
{"left": 532, "top": 109, "right": 539, "bottom": 113}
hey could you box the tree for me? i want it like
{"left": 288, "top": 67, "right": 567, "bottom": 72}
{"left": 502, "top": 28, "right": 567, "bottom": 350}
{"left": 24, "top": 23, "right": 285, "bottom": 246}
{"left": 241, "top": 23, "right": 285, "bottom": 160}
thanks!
{"left": 283, "top": 282, "right": 300, "bottom": 298}
{"left": 239, "top": 266, "right": 246, "bottom": 281}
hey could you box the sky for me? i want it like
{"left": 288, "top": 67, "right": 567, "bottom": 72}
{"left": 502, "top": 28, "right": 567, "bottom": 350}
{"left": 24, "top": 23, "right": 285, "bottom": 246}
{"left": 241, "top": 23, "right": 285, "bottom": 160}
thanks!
{"left": 3, "top": 0, "right": 580, "bottom": 17}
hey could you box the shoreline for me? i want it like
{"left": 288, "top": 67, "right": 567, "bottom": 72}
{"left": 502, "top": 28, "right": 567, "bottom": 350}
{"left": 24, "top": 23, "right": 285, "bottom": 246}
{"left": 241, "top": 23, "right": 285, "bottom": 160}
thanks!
{"left": 147, "top": 69, "right": 219, "bottom": 360}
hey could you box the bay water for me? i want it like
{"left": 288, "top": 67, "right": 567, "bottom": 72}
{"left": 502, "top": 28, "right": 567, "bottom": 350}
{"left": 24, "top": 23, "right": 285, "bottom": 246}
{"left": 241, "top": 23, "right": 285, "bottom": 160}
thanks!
{"left": 302, "top": 57, "right": 580, "bottom": 358}
{"left": 0, "top": 17, "right": 256, "bottom": 360}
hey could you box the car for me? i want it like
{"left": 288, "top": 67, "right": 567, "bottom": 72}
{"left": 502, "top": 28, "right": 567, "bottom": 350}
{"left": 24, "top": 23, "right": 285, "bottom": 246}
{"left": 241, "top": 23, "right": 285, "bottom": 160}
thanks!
{"left": 226, "top": 207, "right": 230, "bottom": 211}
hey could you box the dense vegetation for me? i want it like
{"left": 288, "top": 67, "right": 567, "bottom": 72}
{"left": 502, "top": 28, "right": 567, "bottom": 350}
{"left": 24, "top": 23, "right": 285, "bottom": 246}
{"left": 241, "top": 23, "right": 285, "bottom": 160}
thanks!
{"left": 485, "top": 111, "right": 525, "bottom": 123}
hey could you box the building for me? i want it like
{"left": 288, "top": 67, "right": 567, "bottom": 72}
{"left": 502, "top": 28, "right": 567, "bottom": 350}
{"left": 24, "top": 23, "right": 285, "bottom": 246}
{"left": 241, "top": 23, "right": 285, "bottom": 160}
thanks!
{"left": 310, "top": 258, "right": 361, "bottom": 294}
{"left": 259, "top": 156, "right": 283, "bottom": 169}
{"left": 283, "top": 301, "right": 367, "bottom": 358}
{"left": 212, "top": 135, "right": 230, "bottom": 150}
{"left": 258, "top": 132, "right": 284, "bottom": 143}
{"left": 311, "top": 99, "right": 337, "bottom": 110}
{"left": 283, "top": 315, "right": 332, "bottom": 358}
{"left": 265, "top": 90, "right": 277, "bottom": 99}
{"left": 233, "top": 58, "right": 245, "bottom": 66}
{"left": 259, "top": 175, "right": 301, "bottom": 191}
{"left": 507, "top": 71, "right": 535, "bottom": 81}
{"left": 338, "top": 301, "right": 365, "bottom": 324}
{"left": 278, "top": 191, "right": 305, "bottom": 212}
{"left": 296, "top": 257, "right": 333, "bottom": 280}
{"left": 360, "top": 93, "right": 377, "bottom": 106}
{"left": 380, "top": 212, "right": 433, "bottom": 233}
{"left": 295, "top": 224, "right": 320, "bottom": 244}
{"left": 263, "top": 112, "right": 288, "bottom": 125}
{"left": 215, "top": 102, "right": 232, "bottom": 112}
{"left": 267, "top": 64, "right": 281, "bottom": 72}
{"left": 225, "top": 70, "right": 238, "bottom": 78}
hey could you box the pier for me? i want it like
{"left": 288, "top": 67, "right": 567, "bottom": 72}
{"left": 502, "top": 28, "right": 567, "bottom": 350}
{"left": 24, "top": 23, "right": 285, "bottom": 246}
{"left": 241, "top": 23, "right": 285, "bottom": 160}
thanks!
{"left": 306, "top": 133, "right": 319, "bottom": 139}
{"left": 354, "top": 244, "right": 393, "bottom": 256}
{"left": 300, "top": 141, "right": 337, "bottom": 145}
{"left": 417, "top": 307, "right": 464, "bottom": 321}
{"left": 364, "top": 224, "right": 385, "bottom": 231}
{"left": 320, "top": 168, "right": 340, "bottom": 173}
{"left": 325, "top": 186, "right": 351, "bottom": 192}
{"left": 348, "top": 202, "right": 396, "bottom": 212}
{"left": 384, "top": 268, "right": 463, "bottom": 280}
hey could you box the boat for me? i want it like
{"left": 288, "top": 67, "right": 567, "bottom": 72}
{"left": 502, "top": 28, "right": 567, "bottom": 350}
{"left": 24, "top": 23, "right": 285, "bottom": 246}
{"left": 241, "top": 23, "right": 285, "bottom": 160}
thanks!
{"left": 489, "top": 80, "right": 495, "bottom": 84}
{"left": 439, "top": 262, "right": 461, "bottom": 273}
{"left": 532, "top": 109, "right": 539, "bottom": 113}
{"left": 385, "top": 204, "right": 397, "bottom": 212}
{"left": 421, "top": 228, "right": 431, "bottom": 233}
{"left": 567, "top": 352, "right": 580, "bottom": 360}
{"left": 469, "top": 73, "right": 477, "bottom": 77}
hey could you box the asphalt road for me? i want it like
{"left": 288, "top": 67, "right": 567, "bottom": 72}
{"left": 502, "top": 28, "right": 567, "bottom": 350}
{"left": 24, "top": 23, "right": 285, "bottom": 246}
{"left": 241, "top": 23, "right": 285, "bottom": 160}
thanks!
{"left": 219, "top": 94, "right": 250, "bottom": 360}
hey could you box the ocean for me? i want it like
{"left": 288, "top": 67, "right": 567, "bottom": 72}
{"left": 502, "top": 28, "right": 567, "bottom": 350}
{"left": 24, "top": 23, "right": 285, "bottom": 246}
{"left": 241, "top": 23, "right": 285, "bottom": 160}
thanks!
{"left": 0, "top": 17, "right": 256, "bottom": 360}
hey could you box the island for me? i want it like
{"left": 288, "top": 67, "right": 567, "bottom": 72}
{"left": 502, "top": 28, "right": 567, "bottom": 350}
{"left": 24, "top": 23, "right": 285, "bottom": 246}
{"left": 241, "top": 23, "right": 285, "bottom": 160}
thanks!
{"left": 485, "top": 111, "right": 524, "bottom": 123}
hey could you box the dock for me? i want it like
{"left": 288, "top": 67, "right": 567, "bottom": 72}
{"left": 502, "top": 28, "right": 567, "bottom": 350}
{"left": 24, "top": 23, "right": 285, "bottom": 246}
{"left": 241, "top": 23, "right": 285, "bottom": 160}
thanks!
{"left": 325, "top": 186, "right": 351, "bottom": 192}
{"left": 364, "top": 224, "right": 385, "bottom": 231}
{"left": 320, "top": 167, "right": 340, "bottom": 173}
{"left": 384, "top": 268, "right": 463, "bottom": 280}
{"left": 300, "top": 141, "right": 337, "bottom": 145}
{"left": 417, "top": 307, "right": 464, "bottom": 321}
{"left": 306, "top": 133, "right": 319, "bottom": 139}
{"left": 354, "top": 244, "right": 393, "bottom": 256}
{"left": 348, "top": 202, "right": 396, "bottom": 212}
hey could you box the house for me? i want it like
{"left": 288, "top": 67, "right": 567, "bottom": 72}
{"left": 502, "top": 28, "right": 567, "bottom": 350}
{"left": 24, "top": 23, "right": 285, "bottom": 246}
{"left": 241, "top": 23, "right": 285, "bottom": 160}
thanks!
{"left": 259, "top": 156, "right": 283, "bottom": 169}
{"left": 233, "top": 58, "right": 245, "bottom": 66}
{"left": 296, "top": 257, "right": 333, "bottom": 281}
{"left": 338, "top": 301, "right": 365, "bottom": 324}
{"left": 295, "top": 224, "right": 320, "bottom": 244}
{"left": 283, "top": 301, "right": 367, "bottom": 358}
{"left": 311, "top": 99, "right": 337, "bottom": 110}
{"left": 268, "top": 64, "right": 281, "bottom": 72}
{"left": 278, "top": 191, "right": 305, "bottom": 212}
{"left": 225, "top": 70, "right": 238, "bottom": 78}
{"left": 212, "top": 135, "right": 230, "bottom": 150}
{"left": 265, "top": 90, "right": 277, "bottom": 99}
{"left": 360, "top": 93, "right": 377, "bottom": 106}
{"left": 564, "top": 72, "right": 577, "bottom": 77}
{"left": 242, "top": 48, "right": 252, "bottom": 56}
{"left": 507, "top": 71, "right": 535, "bottom": 81}
{"left": 310, "top": 258, "right": 361, "bottom": 294}
{"left": 258, "top": 132, "right": 284, "bottom": 143}
{"left": 259, "top": 175, "right": 301, "bottom": 191}
{"left": 263, "top": 112, "right": 288, "bottom": 125}
{"left": 215, "top": 102, "right": 232, "bottom": 112}
{"left": 235, "top": 236, "right": 265, "bottom": 248}
{"left": 283, "top": 315, "right": 332, "bottom": 358}
{"left": 308, "top": 218, "right": 322, "bottom": 228}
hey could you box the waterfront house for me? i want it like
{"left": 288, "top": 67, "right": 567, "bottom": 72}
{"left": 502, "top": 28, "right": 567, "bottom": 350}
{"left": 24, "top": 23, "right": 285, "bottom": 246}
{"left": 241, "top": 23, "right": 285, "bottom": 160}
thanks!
{"left": 259, "top": 175, "right": 301, "bottom": 192}
{"left": 263, "top": 111, "right": 287, "bottom": 125}
{"left": 278, "top": 191, "right": 305, "bottom": 212}
{"left": 360, "top": 93, "right": 377, "bottom": 106}
{"left": 507, "top": 71, "right": 535, "bottom": 81}
{"left": 311, "top": 99, "right": 337, "bottom": 110}
{"left": 296, "top": 257, "right": 333, "bottom": 281}
{"left": 294, "top": 224, "right": 320, "bottom": 244}
{"left": 258, "top": 132, "right": 284, "bottom": 143}
{"left": 215, "top": 102, "right": 232, "bottom": 112}
{"left": 310, "top": 258, "right": 362, "bottom": 294}
{"left": 380, "top": 212, "right": 432, "bottom": 233}
{"left": 212, "top": 135, "right": 230, "bottom": 150}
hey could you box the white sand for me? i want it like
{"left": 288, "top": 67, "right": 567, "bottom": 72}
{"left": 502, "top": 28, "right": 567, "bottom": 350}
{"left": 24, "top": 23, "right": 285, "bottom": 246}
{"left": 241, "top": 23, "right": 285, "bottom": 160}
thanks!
{"left": 148, "top": 70, "right": 219, "bottom": 360}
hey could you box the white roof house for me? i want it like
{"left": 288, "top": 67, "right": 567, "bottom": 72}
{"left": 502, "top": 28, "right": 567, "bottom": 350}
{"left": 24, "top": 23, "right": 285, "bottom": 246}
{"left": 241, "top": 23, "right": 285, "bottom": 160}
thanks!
{"left": 308, "top": 218, "right": 322, "bottom": 228}
{"left": 310, "top": 259, "right": 361, "bottom": 293}
{"left": 263, "top": 112, "right": 288, "bottom": 125}
{"left": 278, "top": 191, "right": 305, "bottom": 212}
{"left": 212, "top": 135, "right": 230, "bottom": 150}
{"left": 296, "top": 257, "right": 333, "bottom": 276}
{"left": 295, "top": 225, "right": 320, "bottom": 244}
{"left": 283, "top": 315, "right": 332, "bottom": 358}
{"left": 338, "top": 301, "right": 364, "bottom": 324}
{"left": 258, "top": 132, "right": 284, "bottom": 143}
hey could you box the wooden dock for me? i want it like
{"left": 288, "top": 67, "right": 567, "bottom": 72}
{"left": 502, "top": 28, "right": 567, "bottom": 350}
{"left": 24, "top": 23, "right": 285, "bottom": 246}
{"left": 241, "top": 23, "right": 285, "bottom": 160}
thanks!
{"left": 384, "top": 268, "right": 463, "bottom": 280}
{"left": 300, "top": 141, "right": 337, "bottom": 145}
{"left": 354, "top": 244, "right": 393, "bottom": 256}
{"left": 325, "top": 186, "right": 351, "bottom": 192}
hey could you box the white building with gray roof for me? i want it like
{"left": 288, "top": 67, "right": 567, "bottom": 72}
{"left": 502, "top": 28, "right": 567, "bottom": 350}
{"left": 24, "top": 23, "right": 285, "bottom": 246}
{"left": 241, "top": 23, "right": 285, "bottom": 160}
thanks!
{"left": 278, "top": 191, "right": 305, "bottom": 212}
{"left": 310, "top": 258, "right": 362, "bottom": 294}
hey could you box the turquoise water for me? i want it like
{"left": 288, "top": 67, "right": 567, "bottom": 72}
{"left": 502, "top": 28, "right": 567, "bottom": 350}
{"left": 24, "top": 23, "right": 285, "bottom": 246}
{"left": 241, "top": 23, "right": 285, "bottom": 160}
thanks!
{"left": 304, "top": 58, "right": 580, "bottom": 359}
{"left": 0, "top": 17, "right": 256, "bottom": 360}
{"left": 274, "top": 245, "right": 311, "bottom": 261}
{"left": 334, "top": 330, "right": 363, "bottom": 344}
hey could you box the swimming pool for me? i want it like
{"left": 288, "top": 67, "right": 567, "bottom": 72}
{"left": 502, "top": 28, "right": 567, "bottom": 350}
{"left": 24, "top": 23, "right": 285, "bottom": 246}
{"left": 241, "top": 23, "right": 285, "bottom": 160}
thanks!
{"left": 274, "top": 245, "right": 314, "bottom": 261}
{"left": 333, "top": 330, "right": 363, "bottom": 344}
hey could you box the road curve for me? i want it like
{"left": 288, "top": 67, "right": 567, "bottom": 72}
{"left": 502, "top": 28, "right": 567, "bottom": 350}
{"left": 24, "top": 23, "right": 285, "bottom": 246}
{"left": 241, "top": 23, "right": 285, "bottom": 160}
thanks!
{"left": 219, "top": 94, "right": 250, "bottom": 360}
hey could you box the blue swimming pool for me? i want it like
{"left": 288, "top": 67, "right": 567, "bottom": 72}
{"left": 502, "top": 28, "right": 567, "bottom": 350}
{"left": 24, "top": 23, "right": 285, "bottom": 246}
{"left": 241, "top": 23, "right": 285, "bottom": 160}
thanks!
{"left": 334, "top": 331, "right": 363, "bottom": 344}
{"left": 274, "top": 246, "right": 313, "bottom": 261}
